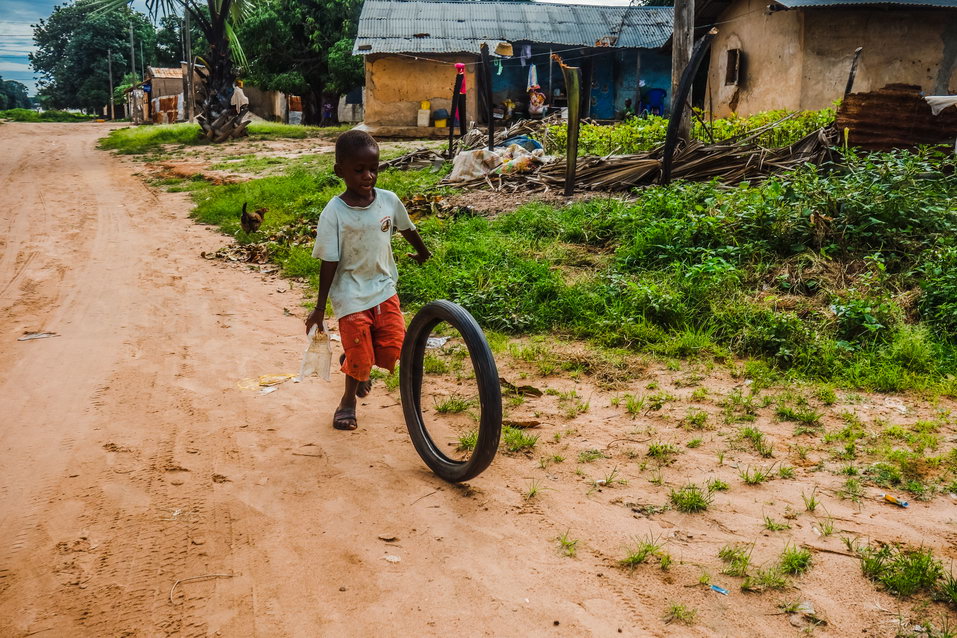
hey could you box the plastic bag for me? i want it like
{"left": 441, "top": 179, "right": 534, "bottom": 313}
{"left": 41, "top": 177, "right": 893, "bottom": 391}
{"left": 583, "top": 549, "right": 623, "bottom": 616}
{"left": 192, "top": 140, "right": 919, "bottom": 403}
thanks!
{"left": 295, "top": 325, "right": 331, "bottom": 382}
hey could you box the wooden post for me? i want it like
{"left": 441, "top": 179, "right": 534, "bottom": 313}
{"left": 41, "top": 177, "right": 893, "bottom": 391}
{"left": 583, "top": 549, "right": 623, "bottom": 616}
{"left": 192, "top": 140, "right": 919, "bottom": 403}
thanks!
{"left": 480, "top": 43, "right": 494, "bottom": 150}
{"left": 184, "top": 11, "right": 194, "bottom": 121}
{"left": 663, "top": 28, "right": 717, "bottom": 184}
{"left": 448, "top": 72, "right": 464, "bottom": 158}
{"left": 555, "top": 56, "right": 582, "bottom": 196}
{"left": 843, "top": 47, "right": 863, "bottom": 100}
{"left": 107, "top": 48, "right": 115, "bottom": 120}
{"left": 129, "top": 22, "right": 136, "bottom": 78}
{"left": 672, "top": 0, "right": 694, "bottom": 141}
{"left": 581, "top": 52, "right": 593, "bottom": 119}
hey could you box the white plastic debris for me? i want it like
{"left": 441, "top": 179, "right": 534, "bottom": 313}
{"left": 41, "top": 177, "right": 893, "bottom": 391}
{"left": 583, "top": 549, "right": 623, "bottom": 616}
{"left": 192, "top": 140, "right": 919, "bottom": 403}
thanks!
{"left": 426, "top": 336, "right": 451, "bottom": 349}
{"left": 295, "top": 325, "right": 332, "bottom": 382}
{"left": 383, "top": 555, "right": 401, "bottom": 564}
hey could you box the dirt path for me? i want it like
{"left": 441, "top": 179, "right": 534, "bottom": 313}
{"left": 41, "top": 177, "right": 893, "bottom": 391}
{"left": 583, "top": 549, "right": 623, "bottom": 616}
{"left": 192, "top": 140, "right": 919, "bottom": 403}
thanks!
{"left": 3, "top": 123, "right": 956, "bottom": 638}
{"left": 0, "top": 123, "right": 624, "bottom": 637}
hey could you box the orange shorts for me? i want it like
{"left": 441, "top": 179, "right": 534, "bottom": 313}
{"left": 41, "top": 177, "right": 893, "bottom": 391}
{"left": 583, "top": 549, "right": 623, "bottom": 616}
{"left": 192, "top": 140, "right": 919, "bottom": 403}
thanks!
{"left": 338, "top": 295, "right": 405, "bottom": 382}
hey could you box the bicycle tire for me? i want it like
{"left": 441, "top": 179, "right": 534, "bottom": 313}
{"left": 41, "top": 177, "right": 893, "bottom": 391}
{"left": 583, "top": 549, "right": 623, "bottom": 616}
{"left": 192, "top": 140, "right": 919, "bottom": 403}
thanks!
{"left": 400, "top": 300, "right": 502, "bottom": 482}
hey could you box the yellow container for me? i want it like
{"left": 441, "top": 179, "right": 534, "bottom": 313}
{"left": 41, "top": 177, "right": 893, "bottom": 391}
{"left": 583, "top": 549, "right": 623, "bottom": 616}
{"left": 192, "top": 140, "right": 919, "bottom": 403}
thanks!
{"left": 420, "top": 100, "right": 431, "bottom": 110}
{"left": 434, "top": 118, "right": 447, "bottom": 127}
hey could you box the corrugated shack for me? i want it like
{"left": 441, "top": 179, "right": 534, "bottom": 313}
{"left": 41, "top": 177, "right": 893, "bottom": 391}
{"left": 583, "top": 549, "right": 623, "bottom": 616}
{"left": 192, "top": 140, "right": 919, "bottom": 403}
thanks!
{"left": 353, "top": 0, "right": 674, "bottom": 135}
{"left": 696, "top": 0, "right": 957, "bottom": 116}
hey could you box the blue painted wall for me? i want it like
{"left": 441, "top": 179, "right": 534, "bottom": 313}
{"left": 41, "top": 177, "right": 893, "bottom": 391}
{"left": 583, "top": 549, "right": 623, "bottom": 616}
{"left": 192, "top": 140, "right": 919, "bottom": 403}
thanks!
{"left": 487, "top": 43, "right": 672, "bottom": 120}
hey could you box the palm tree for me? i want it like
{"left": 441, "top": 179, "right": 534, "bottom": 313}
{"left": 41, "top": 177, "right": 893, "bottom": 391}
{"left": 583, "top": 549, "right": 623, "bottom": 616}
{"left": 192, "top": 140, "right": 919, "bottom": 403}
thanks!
{"left": 97, "top": 0, "right": 256, "bottom": 141}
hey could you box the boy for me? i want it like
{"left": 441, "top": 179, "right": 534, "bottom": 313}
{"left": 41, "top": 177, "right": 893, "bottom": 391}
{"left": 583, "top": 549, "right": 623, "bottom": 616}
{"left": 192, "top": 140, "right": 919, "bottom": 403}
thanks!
{"left": 305, "top": 130, "right": 431, "bottom": 430}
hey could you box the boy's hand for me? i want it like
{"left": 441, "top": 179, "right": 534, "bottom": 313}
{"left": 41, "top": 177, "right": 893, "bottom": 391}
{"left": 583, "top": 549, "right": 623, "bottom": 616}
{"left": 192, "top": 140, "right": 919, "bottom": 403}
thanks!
{"left": 305, "top": 307, "right": 325, "bottom": 335}
{"left": 407, "top": 250, "right": 431, "bottom": 265}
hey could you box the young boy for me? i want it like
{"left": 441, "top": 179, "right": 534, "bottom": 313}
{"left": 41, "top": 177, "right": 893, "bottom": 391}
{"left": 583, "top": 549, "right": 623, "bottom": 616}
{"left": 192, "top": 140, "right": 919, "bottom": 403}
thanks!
{"left": 305, "top": 130, "right": 431, "bottom": 430}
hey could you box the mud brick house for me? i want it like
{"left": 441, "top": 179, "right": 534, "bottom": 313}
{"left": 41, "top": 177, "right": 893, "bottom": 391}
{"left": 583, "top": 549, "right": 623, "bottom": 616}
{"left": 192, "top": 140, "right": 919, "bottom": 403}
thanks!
{"left": 353, "top": 0, "right": 674, "bottom": 133}
{"left": 696, "top": 0, "right": 957, "bottom": 116}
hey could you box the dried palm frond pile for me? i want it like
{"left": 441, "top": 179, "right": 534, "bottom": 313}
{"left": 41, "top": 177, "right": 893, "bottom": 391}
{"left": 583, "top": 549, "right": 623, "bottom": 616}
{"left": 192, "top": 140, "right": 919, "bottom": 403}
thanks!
{"left": 381, "top": 114, "right": 839, "bottom": 193}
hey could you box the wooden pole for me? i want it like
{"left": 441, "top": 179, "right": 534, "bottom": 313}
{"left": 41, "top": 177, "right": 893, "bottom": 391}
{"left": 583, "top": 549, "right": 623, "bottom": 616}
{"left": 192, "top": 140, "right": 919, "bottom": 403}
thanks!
{"left": 671, "top": 0, "right": 694, "bottom": 141}
{"left": 107, "top": 48, "right": 115, "bottom": 120}
{"left": 448, "top": 72, "right": 463, "bottom": 158}
{"left": 555, "top": 56, "right": 582, "bottom": 196}
{"left": 480, "top": 43, "right": 494, "bottom": 150}
{"left": 129, "top": 22, "right": 136, "bottom": 78}
{"left": 843, "top": 47, "right": 864, "bottom": 101}
{"left": 184, "top": 11, "right": 194, "bottom": 121}
{"left": 662, "top": 28, "right": 717, "bottom": 184}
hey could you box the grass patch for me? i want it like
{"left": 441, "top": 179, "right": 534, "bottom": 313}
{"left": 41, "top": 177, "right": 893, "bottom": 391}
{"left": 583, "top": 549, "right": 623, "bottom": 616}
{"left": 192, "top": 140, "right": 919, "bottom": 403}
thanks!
{"left": 779, "top": 545, "right": 812, "bottom": 575}
{"left": 502, "top": 426, "right": 539, "bottom": 453}
{"left": 858, "top": 544, "right": 943, "bottom": 597}
{"left": 663, "top": 602, "right": 697, "bottom": 625}
{"left": 719, "top": 543, "right": 753, "bottom": 577}
{"left": 434, "top": 394, "right": 472, "bottom": 414}
{"left": 1, "top": 108, "right": 95, "bottom": 122}
{"left": 98, "top": 121, "right": 338, "bottom": 155}
{"left": 669, "top": 483, "right": 712, "bottom": 513}
{"left": 556, "top": 530, "right": 578, "bottom": 557}
{"left": 619, "top": 534, "right": 667, "bottom": 568}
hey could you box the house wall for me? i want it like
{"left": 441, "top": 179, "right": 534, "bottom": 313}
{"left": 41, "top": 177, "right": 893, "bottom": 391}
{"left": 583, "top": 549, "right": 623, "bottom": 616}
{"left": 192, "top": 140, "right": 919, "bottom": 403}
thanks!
{"left": 614, "top": 49, "right": 673, "bottom": 116}
{"left": 244, "top": 85, "right": 287, "bottom": 122}
{"left": 364, "top": 54, "right": 479, "bottom": 127}
{"left": 705, "top": 0, "right": 804, "bottom": 116}
{"left": 706, "top": 2, "right": 957, "bottom": 116}
{"left": 800, "top": 9, "right": 957, "bottom": 106}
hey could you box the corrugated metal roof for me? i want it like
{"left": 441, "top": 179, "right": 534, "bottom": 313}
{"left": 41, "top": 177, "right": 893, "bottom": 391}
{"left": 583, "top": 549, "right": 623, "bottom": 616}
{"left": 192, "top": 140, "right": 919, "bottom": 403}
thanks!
{"left": 147, "top": 66, "right": 182, "bottom": 79}
{"left": 354, "top": 0, "right": 673, "bottom": 55}
{"left": 776, "top": 0, "right": 957, "bottom": 6}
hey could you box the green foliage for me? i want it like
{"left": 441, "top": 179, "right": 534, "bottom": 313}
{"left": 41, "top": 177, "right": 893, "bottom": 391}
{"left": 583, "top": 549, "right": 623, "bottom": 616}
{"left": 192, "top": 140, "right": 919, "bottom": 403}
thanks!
{"left": 99, "top": 122, "right": 332, "bottom": 154}
{"left": 502, "top": 426, "right": 539, "bottom": 453}
{"left": 719, "top": 543, "right": 753, "bottom": 577}
{"left": 669, "top": 483, "right": 712, "bottom": 513}
{"left": 779, "top": 545, "right": 812, "bottom": 575}
{"left": 543, "top": 108, "right": 835, "bottom": 156}
{"left": 0, "top": 108, "right": 93, "bottom": 122}
{"left": 31, "top": 0, "right": 155, "bottom": 111}
{"left": 858, "top": 544, "right": 943, "bottom": 597}
{"left": 0, "top": 78, "right": 31, "bottom": 111}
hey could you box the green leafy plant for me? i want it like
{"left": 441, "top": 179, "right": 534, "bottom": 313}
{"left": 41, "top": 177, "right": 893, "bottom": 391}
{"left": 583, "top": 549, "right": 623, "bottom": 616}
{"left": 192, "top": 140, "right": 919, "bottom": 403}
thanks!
{"left": 669, "top": 484, "right": 712, "bottom": 513}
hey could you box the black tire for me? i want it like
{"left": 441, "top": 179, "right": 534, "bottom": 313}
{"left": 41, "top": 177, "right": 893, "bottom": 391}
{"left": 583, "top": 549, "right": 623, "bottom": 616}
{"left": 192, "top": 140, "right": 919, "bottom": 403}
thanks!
{"left": 400, "top": 300, "right": 502, "bottom": 482}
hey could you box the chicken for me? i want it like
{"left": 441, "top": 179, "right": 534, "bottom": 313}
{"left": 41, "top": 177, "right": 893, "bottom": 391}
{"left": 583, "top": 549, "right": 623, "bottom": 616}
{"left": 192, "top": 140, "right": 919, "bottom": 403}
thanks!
{"left": 240, "top": 202, "right": 267, "bottom": 234}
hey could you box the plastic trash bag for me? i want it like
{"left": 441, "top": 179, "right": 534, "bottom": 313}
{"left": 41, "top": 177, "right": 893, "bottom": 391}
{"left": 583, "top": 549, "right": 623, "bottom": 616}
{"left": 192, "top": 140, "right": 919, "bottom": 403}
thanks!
{"left": 447, "top": 149, "right": 503, "bottom": 182}
{"left": 295, "top": 325, "right": 331, "bottom": 382}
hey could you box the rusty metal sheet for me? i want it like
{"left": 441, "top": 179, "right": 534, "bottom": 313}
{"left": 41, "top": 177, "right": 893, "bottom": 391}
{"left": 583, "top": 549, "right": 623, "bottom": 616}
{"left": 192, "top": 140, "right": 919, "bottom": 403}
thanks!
{"left": 836, "top": 83, "right": 957, "bottom": 150}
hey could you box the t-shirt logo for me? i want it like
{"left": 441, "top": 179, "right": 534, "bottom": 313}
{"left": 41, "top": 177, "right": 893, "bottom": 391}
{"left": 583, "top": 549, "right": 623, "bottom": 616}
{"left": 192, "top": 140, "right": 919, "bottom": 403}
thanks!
{"left": 380, "top": 216, "right": 392, "bottom": 232}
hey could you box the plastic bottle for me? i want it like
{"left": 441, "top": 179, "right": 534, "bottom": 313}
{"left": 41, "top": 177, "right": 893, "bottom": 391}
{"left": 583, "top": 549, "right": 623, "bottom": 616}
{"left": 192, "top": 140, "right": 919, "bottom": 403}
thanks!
{"left": 295, "top": 325, "right": 331, "bottom": 382}
{"left": 880, "top": 493, "right": 909, "bottom": 508}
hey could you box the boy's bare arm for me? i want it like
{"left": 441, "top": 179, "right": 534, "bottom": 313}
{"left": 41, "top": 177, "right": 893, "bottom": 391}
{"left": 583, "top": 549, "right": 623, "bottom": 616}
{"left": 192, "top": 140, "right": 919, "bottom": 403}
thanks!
{"left": 400, "top": 229, "right": 431, "bottom": 265}
{"left": 305, "top": 260, "right": 339, "bottom": 334}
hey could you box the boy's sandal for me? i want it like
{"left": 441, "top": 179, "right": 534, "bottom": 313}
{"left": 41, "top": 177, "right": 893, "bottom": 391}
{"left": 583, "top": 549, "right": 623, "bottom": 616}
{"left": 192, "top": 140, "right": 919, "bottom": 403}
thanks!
{"left": 333, "top": 407, "right": 358, "bottom": 431}
{"left": 340, "top": 354, "right": 373, "bottom": 398}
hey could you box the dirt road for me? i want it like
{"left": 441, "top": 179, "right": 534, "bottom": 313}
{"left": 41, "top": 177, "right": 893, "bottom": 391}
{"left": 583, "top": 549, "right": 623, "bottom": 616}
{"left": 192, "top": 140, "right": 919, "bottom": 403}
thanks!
{"left": 0, "top": 123, "right": 629, "bottom": 637}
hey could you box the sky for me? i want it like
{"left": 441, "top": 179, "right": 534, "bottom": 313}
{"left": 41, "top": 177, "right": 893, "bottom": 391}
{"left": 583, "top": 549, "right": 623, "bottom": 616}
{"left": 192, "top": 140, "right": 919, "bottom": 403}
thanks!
{"left": 0, "top": 0, "right": 150, "bottom": 96}
{"left": 0, "top": 0, "right": 633, "bottom": 97}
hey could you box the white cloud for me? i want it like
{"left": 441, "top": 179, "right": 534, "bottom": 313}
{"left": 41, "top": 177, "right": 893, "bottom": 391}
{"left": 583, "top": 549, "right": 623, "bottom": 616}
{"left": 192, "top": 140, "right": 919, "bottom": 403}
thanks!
{"left": 0, "top": 61, "right": 31, "bottom": 72}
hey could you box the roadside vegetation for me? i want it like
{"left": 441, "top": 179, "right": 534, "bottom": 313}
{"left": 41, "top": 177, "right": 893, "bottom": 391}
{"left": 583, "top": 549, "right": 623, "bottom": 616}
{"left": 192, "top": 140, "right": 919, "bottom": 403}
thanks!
{"left": 0, "top": 108, "right": 95, "bottom": 122}
{"left": 545, "top": 107, "right": 835, "bottom": 155}
{"left": 142, "top": 119, "right": 957, "bottom": 397}
{"left": 98, "top": 121, "right": 351, "bottom": 154}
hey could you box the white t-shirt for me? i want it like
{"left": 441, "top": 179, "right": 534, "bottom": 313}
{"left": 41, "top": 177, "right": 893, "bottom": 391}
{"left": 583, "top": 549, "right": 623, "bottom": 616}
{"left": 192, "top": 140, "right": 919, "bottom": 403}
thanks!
{"left": 312, "top": 188, "right": 415, "bottom": 318}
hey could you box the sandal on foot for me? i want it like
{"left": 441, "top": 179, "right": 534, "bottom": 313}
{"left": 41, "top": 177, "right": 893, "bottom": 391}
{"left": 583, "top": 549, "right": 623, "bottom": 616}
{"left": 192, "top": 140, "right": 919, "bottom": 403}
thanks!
{"left": 340, "top": 354, "right": 373, "bottom": 398}
{"left": 333, "top": 407, "right": 358, "bottom": 431}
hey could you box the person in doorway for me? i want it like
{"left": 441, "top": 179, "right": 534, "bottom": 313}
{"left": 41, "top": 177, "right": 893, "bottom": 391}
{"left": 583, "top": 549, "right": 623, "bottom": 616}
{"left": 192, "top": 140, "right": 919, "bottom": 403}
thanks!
{"left": 305, "top": 131, "right": 431, "bottom": 431}
{"left": 621, "top": 98, "right": 636, "bottom": 119}
{"left": 321, "top": 101, "right": 335, "bottom": 126}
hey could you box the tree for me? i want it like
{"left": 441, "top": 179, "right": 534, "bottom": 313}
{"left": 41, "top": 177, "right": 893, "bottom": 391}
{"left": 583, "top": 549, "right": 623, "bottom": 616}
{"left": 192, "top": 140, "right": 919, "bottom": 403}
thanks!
{"left": 0, "top": 78, "right": 32, "bottom": 110}
{"left": 97, "top": 0, "right": 258, "bottom": 141}
{"left": 153, "top": 12, "right": 208, "bottom": 68}
{"left": 238, "top": 0, "right": 364, "bottom": 124}
{"left": 31, "top": 0, "right": 154, "bottom": 112}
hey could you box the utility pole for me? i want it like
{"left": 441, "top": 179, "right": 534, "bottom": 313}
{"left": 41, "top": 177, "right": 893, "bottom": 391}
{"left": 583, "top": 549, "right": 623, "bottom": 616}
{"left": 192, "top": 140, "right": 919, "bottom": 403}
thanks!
{"left": 183, "top": 11, "right": 194, "bottom": 120}
{"left": 107, "top": 48, "right": 115, "bottom": 119}
{"left": 140, "top": 41, "right": 145, "bottom": 78}
{"left": 671, "top": 0, "right": 694, "bottom": 141}
{"left": 129, "top": 22, "right": 136, "bottom": 79}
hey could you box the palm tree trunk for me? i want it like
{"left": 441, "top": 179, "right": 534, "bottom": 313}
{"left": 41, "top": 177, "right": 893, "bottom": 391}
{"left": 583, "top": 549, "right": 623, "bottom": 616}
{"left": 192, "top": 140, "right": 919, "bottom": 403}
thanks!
{"left": 192, "top": 1, "right": 249, "bottom": 142}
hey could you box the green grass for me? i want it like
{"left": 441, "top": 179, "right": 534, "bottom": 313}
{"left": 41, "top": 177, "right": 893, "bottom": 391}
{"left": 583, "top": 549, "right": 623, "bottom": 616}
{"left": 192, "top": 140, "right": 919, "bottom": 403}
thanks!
{"left": 739, "top": 465, "right": 774, "bottom": 485}
{"left": 858, "top": 544, "right": 943, "bottom": 597}
{"left": 502, "top": 426, "right": 539, "bottom": 453}
{"left": 779, "top": 545, "right": 812, "bottom": 575}
{"left": 619, "top": 534, "right": 665, "bottom": 568}
{"left": 556, "top": 530, "right": 578, "bottom": 557}
{"left": 647, "top": 442, "right": 679, "bottom": 461}
{"left": 0, "top": 108, "right": 95, "bottom": 122}
{"left": 763, "top": 515, "right": 790, "bottom": 531}
{"left": 98, "top": 121, "right": 339, "bottom": 154}
{"left": 741, "top": 566, "right": 789, "bottom": 592}
{"left": 578, "top": 449, "right": 605, "bottom": 463}
{"left": 706, "top": 477, "right": 729, "bottom": 492}
{"left": 434, "top": 394, "right": 471, "bottom": 414}
{"left": 719, "top": 543, "right": 753, "bottom": 577}
{"left": 669, "top": 483, "right": 712, "bottom": 513}
{"left": 663, "top": 602, "right": 697, "bottom": 625}
{"left": 177, "top": 122, "right": 957, "bottom": 396}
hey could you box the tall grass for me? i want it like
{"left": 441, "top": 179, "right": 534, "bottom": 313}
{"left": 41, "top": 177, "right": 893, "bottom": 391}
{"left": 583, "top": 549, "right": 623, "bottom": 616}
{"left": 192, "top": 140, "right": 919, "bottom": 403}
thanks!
{"left": 0, "top": 108, "right": 95, "bottom": 122}
{"left": 99, "top": 121, "right": 343, "bottom": 154}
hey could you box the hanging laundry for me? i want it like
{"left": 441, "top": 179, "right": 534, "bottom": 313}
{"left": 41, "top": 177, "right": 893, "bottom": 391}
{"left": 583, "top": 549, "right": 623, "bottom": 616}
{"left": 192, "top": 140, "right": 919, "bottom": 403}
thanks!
{"left": 520, "top": 44, "right": 531, "bottom": 67}
{"left": 527, "top": 64, "right": 538, "bottom": 91}
{"left": 495, "top": 58, "right": 503, "bottom": 75}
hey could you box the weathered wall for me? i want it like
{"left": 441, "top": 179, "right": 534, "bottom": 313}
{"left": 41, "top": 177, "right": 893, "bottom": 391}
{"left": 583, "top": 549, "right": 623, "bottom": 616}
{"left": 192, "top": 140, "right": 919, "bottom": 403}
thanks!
{"left": 705, "top": 0, "right": 804, "bottom": 116}
{"left": 364, "top": 54, "right": 479, "bottom": 127}
{"left": 244, "top": 85, "right": 287, "bottom": 122}
{"left": 801, "top": 9, "right": 957, "bottom": 107}
{"left": 706, "top": 3, "right": 957, "bottom": 116}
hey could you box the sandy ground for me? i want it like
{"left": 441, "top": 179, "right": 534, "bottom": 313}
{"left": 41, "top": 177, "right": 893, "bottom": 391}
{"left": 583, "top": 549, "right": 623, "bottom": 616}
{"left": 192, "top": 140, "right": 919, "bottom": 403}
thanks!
{"left": 2, "top": 122, "right": 957, "bottom": 638}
